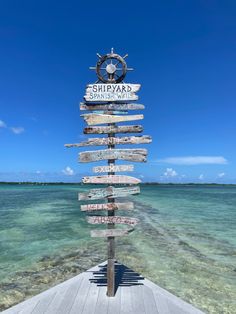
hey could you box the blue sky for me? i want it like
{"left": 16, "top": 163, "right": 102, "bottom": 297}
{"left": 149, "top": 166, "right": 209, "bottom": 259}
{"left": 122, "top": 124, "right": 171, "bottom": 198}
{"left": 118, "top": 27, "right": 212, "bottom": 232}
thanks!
{"left": 0, "top": 1, "right": 235, "bottom": 183}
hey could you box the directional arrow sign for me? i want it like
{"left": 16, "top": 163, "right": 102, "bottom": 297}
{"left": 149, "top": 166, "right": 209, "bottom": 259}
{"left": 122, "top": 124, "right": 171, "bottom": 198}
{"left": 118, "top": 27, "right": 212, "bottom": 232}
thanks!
{"left": 82, "top": 175, "right": 141, "bottom": 184}
{"left": 91, "top": 228, "right": 134, "bottom": 238}
{"left": 78, "top": 186, "right": 140, "bottom": 200}
{"left": 93, "top": 164, "right": 134, "bottom": 173}
{"left": 80, "top": 103, "right": 145, "bottom": 111}
{"left": 81, "top": 113, "right": 143, "bottom": 125}
{"left": 79, "top": 149, "right": 147, "bottom": 163}
{"left": 84, "top": 125, "right": 143, "bottom": 134}
{"left": 80, "top": 202, "right": 134, "bottom": 212}
{"left": 65, "top": 135, "right": 152, "bottom": 148}
{"left": 87, "top": 216, "right": 139, "bottom": 226}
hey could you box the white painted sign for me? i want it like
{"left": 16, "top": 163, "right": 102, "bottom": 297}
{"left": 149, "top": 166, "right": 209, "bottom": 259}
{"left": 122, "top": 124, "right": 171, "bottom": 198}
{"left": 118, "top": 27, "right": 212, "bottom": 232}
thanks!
{"left": 81, "top": 113, "right": 143, "bottom": 125}
{"left": 91, "top": 228, "right": 134, "bottom": 238}
{"left": 84, "top": 84, "right": 140, "bottom": 102}
{"left": 80, "top": 202, "right": 133, "bottom": 212}
{"left": 93, "top": 164, "right": 134, "bottom": 173}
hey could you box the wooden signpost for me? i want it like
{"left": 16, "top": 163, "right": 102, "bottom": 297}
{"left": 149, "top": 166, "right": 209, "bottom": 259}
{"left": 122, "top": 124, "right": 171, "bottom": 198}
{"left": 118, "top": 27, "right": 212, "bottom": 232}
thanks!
{"left": 81, "top": 202, "right": 134, "bottom": 212}
{"left": 81, "top": 113, "right": 143, "bottom": 125}
{"left": 91, "top": 228, "right": 133, "bottom": 238}
{"left": 65, "top": 49, "right": 151, "bottom": 297}
{"left": 80, "top": 102, "right": 145, "bottom": 111}
{"left": 81, "top": 175, "right": 141, "bottom": 184}
{"left": 78, "top": 186, "right": 140, "bottom": 200}
{"left": 79, "top": 148, "right": 147, "bottom": 163}
{"left": 84, "top": 125, "right": 143, "bottom": 134}
{"left": 65, "top": 135, "right": 151, "bottom": 147}
{"left": 87, "top": 216, "right": 139, "bottom": 226}
{"left": 84, "top": 83, "right": 140, "bottom": 101}
{"left": 93, "top": 164, "right": 134, "bottom": 173}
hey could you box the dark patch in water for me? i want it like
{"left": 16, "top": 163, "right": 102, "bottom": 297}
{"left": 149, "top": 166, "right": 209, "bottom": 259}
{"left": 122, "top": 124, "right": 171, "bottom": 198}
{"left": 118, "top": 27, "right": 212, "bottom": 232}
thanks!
{"left": 178, "top": 240, "right": 208, "bottom": 260}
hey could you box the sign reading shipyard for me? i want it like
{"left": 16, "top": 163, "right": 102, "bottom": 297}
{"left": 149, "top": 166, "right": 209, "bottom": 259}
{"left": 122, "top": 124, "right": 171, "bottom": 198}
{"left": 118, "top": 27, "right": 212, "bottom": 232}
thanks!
{"left": 84, "top": 83, "right": 140, "bottom": 101}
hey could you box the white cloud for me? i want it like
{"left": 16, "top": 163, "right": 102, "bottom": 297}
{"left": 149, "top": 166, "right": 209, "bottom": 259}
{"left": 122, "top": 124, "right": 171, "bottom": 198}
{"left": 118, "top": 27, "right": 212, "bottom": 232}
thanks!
{"left": 218, "top": 172, "right": 225, "bottom": 178}
{"left": 10, "top": 127, "right": 25, "bottom": 134}
{"left": 163, "top": 168, "right": 178, "bottom": 177}
{"left": 156, "top": 156, "right": 228, "bottom": 165}
{"left": 199, "top": 174, "right": 204, "bottom": 180}
{"left": 0, "top": 121, "right": 25, "bottom": 135}
{"left": 36, "top": 170, "right": 41, "bottom": 174}
{"left": 0, "top": 120, "right": 7, "bottom": 128}
{"left": 62, "top": 166, "right": 75, "bottom": 176}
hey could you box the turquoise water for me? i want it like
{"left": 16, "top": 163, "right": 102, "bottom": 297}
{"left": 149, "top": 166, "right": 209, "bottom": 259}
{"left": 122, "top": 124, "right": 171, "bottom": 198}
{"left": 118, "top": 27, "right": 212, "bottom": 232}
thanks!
{"left": 0, "top": 184, "right": 235, "bottom": 313}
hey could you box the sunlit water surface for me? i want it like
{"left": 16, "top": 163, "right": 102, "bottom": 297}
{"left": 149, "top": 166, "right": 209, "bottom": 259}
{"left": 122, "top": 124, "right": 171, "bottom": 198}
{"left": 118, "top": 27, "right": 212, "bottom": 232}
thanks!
{"left": 0, "top": 184, "right": 235, "bottom": 313}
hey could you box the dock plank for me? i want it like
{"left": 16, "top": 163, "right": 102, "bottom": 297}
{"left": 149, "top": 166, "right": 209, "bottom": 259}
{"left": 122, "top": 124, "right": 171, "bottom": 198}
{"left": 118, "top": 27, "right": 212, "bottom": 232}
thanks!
{"left": 92, "top": 286, "right": 109, "bottom": 314}
{"left": 31, "top": 292, "right": 56, "bottom": 314}
{"left": 82, "top": 282, "right": 100, "bottom": 314}
{"left": 120, "top": 286, "right": 133, "bottom": 313}
{"left": 166, "top": 300, "right": 190, "bottom": 314}
{"left": 107, "top": 286, "right": 121, "bottom": 314}
{"left": 17, "top": 300, "right": 40, "bottom": 314}
{"left": 153, "top": 292, "right": 169, "bottom": 314}
{"left": 130, "top": 285, "right": 146, "bottom": 314}
{"left": 47, "top": 278, "right": 82, "bottom": 314}
{"left": 43, "top": 283, "right": 74, "bottom": 314}
{"left": 142, "top": 285, "right": 159, "bottom": 314}
{"left": 69, "top": 273, "right": 92, "bottom": 314}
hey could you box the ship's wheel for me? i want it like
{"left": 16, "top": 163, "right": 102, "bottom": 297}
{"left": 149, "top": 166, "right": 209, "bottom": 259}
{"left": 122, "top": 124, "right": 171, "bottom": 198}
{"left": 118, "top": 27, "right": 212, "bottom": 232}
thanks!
{"left": 90, "top": 48, "right": 133, "bottom": 83}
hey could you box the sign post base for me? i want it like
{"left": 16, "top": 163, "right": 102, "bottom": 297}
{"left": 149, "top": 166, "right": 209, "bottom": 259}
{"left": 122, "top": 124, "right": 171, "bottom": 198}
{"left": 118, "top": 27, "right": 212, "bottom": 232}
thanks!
{"left": 107, "top": 256, "right": 115, "bottom": 296}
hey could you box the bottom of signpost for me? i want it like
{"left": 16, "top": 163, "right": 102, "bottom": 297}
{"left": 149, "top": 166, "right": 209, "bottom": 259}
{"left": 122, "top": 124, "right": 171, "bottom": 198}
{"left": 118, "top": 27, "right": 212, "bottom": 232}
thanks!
{"left": 107, "top": 258, "right": 115, "bottom": 297}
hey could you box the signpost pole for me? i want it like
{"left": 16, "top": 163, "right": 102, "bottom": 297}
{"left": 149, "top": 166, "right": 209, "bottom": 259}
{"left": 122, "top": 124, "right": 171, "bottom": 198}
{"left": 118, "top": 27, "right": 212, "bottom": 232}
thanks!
{"left": 107, "top": 123, "right": 115, "bottom": 296}
{"left": 106, "top": 57, "right": 117, "bottom": 296}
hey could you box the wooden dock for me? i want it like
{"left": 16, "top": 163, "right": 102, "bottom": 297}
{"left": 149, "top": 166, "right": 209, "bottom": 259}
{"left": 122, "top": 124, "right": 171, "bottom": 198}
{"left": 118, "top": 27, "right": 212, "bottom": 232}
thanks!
{"left": 1, "top": 261, "right": 205, "bottom": 314}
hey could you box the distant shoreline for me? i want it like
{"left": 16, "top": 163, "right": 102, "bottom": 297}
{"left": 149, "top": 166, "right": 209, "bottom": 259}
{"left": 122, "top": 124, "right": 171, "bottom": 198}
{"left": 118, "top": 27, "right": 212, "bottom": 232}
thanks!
{"left": 0, "top": 182, "right": 235, "bottom": 186}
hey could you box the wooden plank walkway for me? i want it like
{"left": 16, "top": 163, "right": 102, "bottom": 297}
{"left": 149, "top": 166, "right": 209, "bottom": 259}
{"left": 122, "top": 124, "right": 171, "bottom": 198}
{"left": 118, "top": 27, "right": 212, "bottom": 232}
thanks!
{"left": 1, "top": 261, "right": 205, "bottom": 314}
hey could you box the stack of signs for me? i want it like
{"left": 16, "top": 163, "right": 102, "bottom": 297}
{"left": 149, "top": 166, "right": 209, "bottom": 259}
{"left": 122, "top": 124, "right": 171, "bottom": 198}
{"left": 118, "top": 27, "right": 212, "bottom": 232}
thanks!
{"left": 65, "top": 81, "right": 151, "bottom": 291}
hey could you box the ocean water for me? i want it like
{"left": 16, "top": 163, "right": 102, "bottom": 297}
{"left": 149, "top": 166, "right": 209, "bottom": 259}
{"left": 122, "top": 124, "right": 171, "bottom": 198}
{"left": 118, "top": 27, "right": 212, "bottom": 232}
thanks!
{"left": 0, "top": 184, "right": 235, "bottom": 313}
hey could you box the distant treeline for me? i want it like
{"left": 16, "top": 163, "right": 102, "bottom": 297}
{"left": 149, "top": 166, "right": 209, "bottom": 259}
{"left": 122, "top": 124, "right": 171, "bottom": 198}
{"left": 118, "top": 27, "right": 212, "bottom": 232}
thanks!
{"left": 0, "top": 182, "right": 235, "bottom": 186}
{"left": 0, "top": 182, "right": 80, "bottom": 185}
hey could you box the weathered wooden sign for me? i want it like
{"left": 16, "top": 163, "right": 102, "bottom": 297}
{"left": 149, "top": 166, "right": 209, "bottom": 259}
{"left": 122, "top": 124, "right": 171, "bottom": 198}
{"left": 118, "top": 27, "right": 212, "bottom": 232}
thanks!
{"left": 84, "top": 125, "right": 143, "bottom": 134}
{"left": 78, "top": 186, "right": 140, "bottom": 201}
{"left": 87, "top": 216, "right": 139, "bottom": 226}
{"left": 93, "top": 164, "right": 133, "bottom": 173}
{"left": 84, "top": 84, "right": 140, "bottom": 101}
{"left": 81, "top": 202, "right": 133, "bottom": 212}
{"left": 91, "top": 228, "right": 134, "bottom": 238}
{"left": 79, "top": 148, "right": 147, "bottom": 163}
{"left": 80, "top": 103, "right": 145, "bottom": 111}
{"left": 65, "top": 135, "right": 151, "bottom": 148}
{"left": 82, "top": 175, "right": 141, "bottom": 184}
{"left": 81, "top": 113, "right": 143, "bottom": 125}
